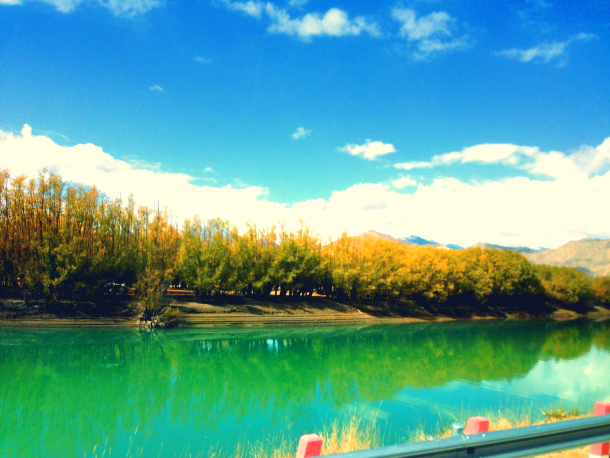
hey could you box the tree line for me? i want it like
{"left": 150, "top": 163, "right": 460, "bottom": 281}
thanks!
{"left": 0, "top": 169, "right": 608, "bottom": 311}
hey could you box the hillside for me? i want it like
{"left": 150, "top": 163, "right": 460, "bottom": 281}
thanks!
{"left": 524, "top": 238, "right": 610, "bottom": 277}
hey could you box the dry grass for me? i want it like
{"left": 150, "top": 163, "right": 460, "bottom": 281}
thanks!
{"left": 320, "top": 414, "right": 381, "bottom": 455}
{"left": 84, "top": 406, "right": 602, "bottom": 458}
{"left": 240, "top": 406, "right": 597, "bottom": 458}
{"left": 236, "top": 413, "right": 381, "bottom": 458}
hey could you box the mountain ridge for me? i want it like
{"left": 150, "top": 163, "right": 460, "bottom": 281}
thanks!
{"left": 356, "top": 231, "right": 610, "bottom": 277}
{"left": 523, "top": 238, "right": 610, "bottom": 277}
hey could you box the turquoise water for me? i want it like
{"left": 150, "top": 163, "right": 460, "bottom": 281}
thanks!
{"left": 1, "top": 319, "right": 610, "bottom": 457}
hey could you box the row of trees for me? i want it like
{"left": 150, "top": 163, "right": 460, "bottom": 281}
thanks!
{"left": 0, "top": 169, "right": 608, "bottom": 311}
{"left": 0, "top": 169, "right": 179, "bottom": 305}
{"left": 178, "top": 218, "right": 324, "bottom": 300}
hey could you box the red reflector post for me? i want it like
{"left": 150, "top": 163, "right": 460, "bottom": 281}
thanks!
{"left": 590, "top": 402, "right": 610, "bottom": 458}
{"left": 465, "top": 416, "right": 490, "bottom": 435}
{"left": 296, "top": 434, "right": 324, "bottom": 458}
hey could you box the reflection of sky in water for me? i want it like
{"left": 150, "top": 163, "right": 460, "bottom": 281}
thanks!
{"left": 366, "top": 346, "right": 610, "bottom": 440}
{"left": 481, "top": 347, "right": 610, "bottom": 409}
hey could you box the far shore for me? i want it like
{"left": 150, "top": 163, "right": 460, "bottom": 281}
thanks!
{"left": 1, "top": 288, "right": 609, "bottom": 328}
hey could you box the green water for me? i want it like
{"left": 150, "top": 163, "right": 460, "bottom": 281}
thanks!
{"left": 1, "top": 319, "right": 610, "bottom": 458}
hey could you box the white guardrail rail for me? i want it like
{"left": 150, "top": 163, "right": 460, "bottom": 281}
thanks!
{"left": 294, "top": 401, "right": 610, "bottom": 458}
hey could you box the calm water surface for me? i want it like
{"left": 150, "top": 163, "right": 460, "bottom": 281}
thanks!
{"left": 1, "top": 319, "right": 610, "bottom": 457}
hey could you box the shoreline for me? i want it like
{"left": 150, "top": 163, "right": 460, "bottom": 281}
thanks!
{"left": 1, "top": 291, "right": 609, "bottom": 328}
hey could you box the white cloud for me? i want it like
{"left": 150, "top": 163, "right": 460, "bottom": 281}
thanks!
{"left": 392, "top": 177, "right": 417, "bottom": 189}
{"left": 287, "top": 0, "right": 308, "bottom": 7}
{"left": 221, "top": 0, "right": 264, "bottom": 18}
{"left": 393, "top": 8, "right": 451, "bottom": 41}
{"left": 1, "top": 125, "right": 610, "bottom": 249}
{"left": 195, "top": 57, "right": 212, "bottom": 64}
{"left": 497, "top": 33, "right": 598, "bottom": 65}
{"left": 4, "top": 0, "right": 161, "bottom": 15}
{"left": 432, "top": 144, "right": 536, "bottom": 166}
{"left": 498, "top": 42, "right": 567, "bottom": 64}
{"left": 204, "top": 166, "right": 217, "bottom": 173}
{"left": 394, "top": 161, "right": 432, "bottom": 170}
{"left": 0, "top": 125, "right": 283, "bottom": 228}
{"left": 38, "top": 0, "right": 82, "bottom": 12}
{"left": 266, "top": 5, "right": 380, "bottom": 39}
{"left": 98, "top": 0, "right": 161, "bottom": 16}
{"left": 393, "top": 141, "right": 610, "bottom": 182}
{"left": 391, "top": 8, "right": 470, "bottom": 59}
{"left": 220, "top": 1, "right": 380, "bottom": 40}
{"left": 150, "top": 85, "right": 163, "bottom": 92}
{"left": 292, "top": 127, "right": 312, "bottom": 139}
{"left": 340, "top": 139, "right": 396, "bottom": 161}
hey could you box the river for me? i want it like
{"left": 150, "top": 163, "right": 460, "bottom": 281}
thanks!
{"left": 1, "top": 319, "right": 609, "bottom": 458}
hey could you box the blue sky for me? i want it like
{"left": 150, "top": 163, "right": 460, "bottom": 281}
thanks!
{"left": 1, "top": 0, "right": 609, "bottom": 248}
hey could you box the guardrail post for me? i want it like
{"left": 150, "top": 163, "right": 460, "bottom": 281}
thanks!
{"left": 590, "top": 402, "right": 610, "bottom": 458}
{"left": 451, "top": 424, "right": 465, "bottom": 437}
{"left": 296, "top": 434, "right": 323, "bottom": 458}
{"left": 465, "top": 416, "right": 490, "bottom": 435}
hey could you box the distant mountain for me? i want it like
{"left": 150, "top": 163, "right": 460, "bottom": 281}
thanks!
{"left": 446, "top": 244, "right": 464, "bottom": 250}
{"left": 524, "top": 238, "right": 610, "bottom": 278}
{"left": 358, "top": 230, "right": 401, "bottom": 243}
{"left": 469, "top": 242, "right": 539, "bottom": 254}
{"left": 357, "top": 231, "right": 460, "bottom": 250}
{"left": 358, "top": 232, "right": 550, "bottom": 254}
{"left": 351, "top": 233, "right": 610, "bottom": 277}
{"left": 400, "top": 235, "right": 464, "bottom": 250}
{"left": 399, "top": 235, "right": 438, "bottom": 246}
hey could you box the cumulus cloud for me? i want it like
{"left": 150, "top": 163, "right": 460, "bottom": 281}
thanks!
{"left": 3, "top": 0, "right": 161, "bottom": 15}
{"left": 220, "top": 1, "right": 380, "bottom": 40}
{"left": 340, "top": 140, "right": 396, "bottom": 161}
{"left": 391, "top": 8, "right": 470, "bottom": 59}
{"left": 1, "top": 125, "right": 610, "bottom": 249}
{"left": 392, "top": 177, "right": 417, "bottom": 189}
{"left": 266, "top": 5, "right": 380, "bottom": 39}
{"left": 497, "top": 33, "right": 598, "bottom": 65}
{"left": 292, "top": 127, "right": 312, "bottom": 139}
{"left": 149, "top": 85, "right": 163, "bottom": 92}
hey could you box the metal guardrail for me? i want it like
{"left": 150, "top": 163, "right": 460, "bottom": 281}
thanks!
{"left": 321, "top": 414, "right": 610, "bottom": 458}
